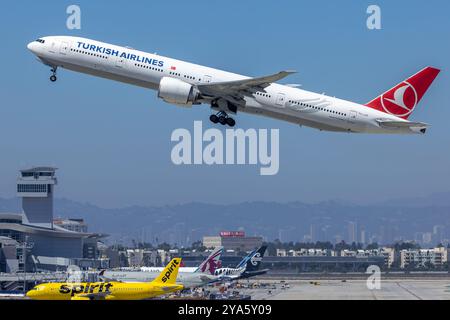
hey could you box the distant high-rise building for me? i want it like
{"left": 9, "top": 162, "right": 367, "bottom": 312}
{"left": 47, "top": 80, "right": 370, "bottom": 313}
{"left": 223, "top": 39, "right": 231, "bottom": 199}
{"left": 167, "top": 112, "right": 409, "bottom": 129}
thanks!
{"left": 309, "top": 224, "right": 315, "bottom": 243}
{"left": 360, "top": 228, "right": 366, "bottom": 245}
{"left": 432, "top": 225, "right": 445, "bottom": 244}
{"left": 348, "top": 221, "right": 357, "bottom": 243}
{"left": 422, "top": 232, "right": 433, "bottom": 245}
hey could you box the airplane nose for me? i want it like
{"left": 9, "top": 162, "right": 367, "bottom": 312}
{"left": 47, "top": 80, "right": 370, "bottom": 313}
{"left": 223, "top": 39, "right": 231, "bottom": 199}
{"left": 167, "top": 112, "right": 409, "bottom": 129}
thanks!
{"left": 27, "top": 42, "right": 36, "bottom": 53}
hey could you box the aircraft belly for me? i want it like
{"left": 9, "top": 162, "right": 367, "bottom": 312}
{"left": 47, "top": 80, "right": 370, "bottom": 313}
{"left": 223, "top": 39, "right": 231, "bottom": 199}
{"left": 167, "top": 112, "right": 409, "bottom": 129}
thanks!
{"left": 240, "top": 105, "right": 349, "bottom": 132}
{"left": 41, "top": 57, "right": 159, "bottom": 90}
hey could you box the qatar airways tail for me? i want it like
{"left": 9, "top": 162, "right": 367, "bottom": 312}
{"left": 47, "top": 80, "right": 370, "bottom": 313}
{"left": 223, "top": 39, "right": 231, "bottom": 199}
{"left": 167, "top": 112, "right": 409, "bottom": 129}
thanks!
{"left": 27, "top": 36, "right": 440, "bottom": 134}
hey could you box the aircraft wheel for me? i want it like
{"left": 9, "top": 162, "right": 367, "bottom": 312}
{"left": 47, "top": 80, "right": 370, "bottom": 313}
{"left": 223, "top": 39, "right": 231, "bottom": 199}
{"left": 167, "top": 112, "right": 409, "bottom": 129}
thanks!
{"left": 50, "top": 75, "right": 57, "bottom": 82}
{"left": 209, "top": 114, "right": 219, "bottom": 124}
{"left": 226, "top": 117, "right": 236, "bottom": 127}
{"left": 219, "top": 116, "right": 227, "bottom": 125}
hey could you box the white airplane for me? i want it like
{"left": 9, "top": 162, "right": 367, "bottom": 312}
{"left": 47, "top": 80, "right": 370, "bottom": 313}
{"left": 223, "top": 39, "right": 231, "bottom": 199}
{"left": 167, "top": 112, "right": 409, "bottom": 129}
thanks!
{"left": 99, "top": 247, "right": 223, "bottom": 289}
{"left": 140, "top": 246, "right": 223, "bottom": 274}
{"left": 27, "top": 36, "right": 440, "bottom": 134}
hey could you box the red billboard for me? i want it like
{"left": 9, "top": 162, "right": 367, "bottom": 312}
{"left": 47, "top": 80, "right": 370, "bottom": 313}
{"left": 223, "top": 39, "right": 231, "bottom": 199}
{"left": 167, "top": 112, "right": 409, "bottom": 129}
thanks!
{"left": 220, "top": 231, "right": 245, "bottom": 238}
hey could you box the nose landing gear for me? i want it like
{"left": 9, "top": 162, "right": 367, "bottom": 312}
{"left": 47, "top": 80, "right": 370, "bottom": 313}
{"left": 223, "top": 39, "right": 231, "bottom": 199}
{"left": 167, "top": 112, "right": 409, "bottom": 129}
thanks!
{"left": 50, "top": 67, "right": 58, "bottom": 82}
{"left": 210, "top": 111, "right": 236, "bottom": 127}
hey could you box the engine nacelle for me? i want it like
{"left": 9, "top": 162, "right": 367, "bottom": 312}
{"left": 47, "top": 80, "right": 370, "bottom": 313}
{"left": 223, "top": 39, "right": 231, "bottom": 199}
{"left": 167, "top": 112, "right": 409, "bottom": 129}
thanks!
{"left": 158, "top": 77, "right": 200, "bottom": 107}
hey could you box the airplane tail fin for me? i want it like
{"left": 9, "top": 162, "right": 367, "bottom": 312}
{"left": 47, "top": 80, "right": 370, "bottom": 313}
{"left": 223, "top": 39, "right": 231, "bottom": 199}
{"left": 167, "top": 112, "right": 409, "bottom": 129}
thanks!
{"left": 245, "top": 246, "right": 267, "bottom": 272}
{"left": 152, "top": 258, "right": 182, "bottom": 285}
{"left": 195, "top": 246, "right": 223, "bottom": 275}
{"left": 236, "top": 249, "right": 257, "bottom": 269}
{"left": 365, "top": 66, "right": 440, "bottom": 119}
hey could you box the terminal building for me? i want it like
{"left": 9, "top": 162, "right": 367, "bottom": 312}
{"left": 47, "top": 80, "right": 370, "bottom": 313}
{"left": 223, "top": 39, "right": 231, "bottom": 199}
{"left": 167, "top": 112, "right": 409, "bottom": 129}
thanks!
{"left": 0, "top": 167, "right": 107, "bottom": 272}
{"left": 203, "top": 231, "right": 263, "bottom": 252}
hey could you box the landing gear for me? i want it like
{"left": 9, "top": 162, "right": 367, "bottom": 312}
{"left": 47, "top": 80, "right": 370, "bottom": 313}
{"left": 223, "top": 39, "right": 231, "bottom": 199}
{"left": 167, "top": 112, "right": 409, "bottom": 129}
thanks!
{"left": 209, "top": 114, "right": 219, "bottom": 124}
{"left": 209, "top": 111, "right": 235, "bottom": 127}
{"left": 50, "top": 67, "right": 57, "bottom": 82}
{"left": 226, "top": 117, "right": 236, "bottom": 127}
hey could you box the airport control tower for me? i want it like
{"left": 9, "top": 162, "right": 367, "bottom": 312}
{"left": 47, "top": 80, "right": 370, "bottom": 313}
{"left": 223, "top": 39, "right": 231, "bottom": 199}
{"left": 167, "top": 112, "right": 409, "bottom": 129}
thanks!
{"left": 17, "top": 167, "right": 58, "bottom": 229}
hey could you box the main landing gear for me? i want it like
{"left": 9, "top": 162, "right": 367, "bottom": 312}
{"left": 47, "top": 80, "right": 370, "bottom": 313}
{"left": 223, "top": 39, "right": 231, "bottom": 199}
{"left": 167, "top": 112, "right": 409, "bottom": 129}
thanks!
{"left": 209, "top": 111, "right": 236, "bottom": 127}
{"left": 50, "top": 67, "right": 58, "bottom": 82}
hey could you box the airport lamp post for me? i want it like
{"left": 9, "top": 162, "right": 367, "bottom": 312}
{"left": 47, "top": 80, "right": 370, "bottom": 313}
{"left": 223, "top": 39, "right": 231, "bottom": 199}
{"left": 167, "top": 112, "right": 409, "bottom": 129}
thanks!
{"left": 23, "top": 235, "right": 28, "bottom": 293}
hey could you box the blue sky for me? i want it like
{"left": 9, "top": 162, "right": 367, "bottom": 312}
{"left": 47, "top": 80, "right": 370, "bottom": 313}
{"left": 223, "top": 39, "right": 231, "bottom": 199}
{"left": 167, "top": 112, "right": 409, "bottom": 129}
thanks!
{"left": 0, "top": 1, "right": 449, "bottom": 208}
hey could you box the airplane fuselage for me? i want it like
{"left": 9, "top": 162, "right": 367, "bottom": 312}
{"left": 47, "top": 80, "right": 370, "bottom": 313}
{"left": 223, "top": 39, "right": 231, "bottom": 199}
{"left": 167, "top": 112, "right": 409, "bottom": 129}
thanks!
{"left": 103, "top": 270, "right": 216, "bottom": 288}
{"left": 27, "top": 36, "right": 423, "bottom": 134}
{"left": 26, "top": 281, "right": 183, "bottom": 300}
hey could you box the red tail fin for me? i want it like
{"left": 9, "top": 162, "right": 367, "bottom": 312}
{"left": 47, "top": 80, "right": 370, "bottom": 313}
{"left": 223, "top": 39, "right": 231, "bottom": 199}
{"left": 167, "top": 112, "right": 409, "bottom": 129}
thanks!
{"left": 365, "top": 67, "right": 440, "bottom": 119}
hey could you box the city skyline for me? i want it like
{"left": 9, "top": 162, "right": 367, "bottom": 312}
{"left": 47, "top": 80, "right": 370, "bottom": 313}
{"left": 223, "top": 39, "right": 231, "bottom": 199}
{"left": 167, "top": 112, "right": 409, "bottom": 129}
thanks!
{"left": 1, "top": 194, "right": 448, "bottom": 248}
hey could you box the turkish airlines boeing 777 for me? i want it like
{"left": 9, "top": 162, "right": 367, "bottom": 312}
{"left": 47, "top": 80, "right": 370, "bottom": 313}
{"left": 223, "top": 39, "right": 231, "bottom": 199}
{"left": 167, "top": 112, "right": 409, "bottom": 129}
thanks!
{"left": 27, "top": 36, "right": 440, "bottom": 134}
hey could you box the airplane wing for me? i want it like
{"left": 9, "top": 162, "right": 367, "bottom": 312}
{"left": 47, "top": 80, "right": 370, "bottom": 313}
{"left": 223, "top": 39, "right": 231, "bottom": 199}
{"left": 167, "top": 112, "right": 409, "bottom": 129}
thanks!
{"left": 161, "top": 285, "right": 183, "bottom": 292}
{"left": 98, "top": 270, "right": 122, "bottom": 283}
{"left": 376, "top": 120, "right": 429, "bottom": 129}
{"left": 99, "top": 276, "right": 122, "bottom": 283}
{"left": 197, "top": 70, "right": 296, "bottom": 104}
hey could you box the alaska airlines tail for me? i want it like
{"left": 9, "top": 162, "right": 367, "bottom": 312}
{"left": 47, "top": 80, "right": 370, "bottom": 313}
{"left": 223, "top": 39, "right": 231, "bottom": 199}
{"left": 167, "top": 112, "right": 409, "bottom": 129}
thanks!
{"left": 195, "top": 246, "right": 223, "bottom": 275}
{"left": 365, "top": 66, "right": 440, "bottom": 119}
{"left": 245, "top": 246, "right": 267, "bottom": 272}
{"left": 236, "top": 249, "right": 257, "bottom": 269}
{"left": 152, "top": 258, "right": 181, "bottom": 285}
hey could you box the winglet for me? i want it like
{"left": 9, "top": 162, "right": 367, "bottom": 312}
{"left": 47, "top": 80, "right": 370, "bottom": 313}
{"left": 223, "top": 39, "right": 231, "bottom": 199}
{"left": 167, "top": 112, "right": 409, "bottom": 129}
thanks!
{"left": 277, "top": 70, "right": 297, "bottom": 80}
{"left": 152, "top": 258, "right": 182, "bottom": 285}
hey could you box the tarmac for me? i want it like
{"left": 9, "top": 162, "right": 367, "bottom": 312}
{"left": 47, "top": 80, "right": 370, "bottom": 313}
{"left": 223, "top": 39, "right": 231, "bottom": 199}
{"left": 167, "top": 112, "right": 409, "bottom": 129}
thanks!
{"left": 240, "top": 279, "right": 450, "bottom": 300}
{"left": 2, "top": 278, "right": 450, "bottom": 300}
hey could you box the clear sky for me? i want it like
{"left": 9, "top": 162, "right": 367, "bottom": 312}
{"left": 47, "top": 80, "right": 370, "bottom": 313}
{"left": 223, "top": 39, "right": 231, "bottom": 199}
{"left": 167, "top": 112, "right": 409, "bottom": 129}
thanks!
{"left": 0, "top": 1, "right": 449, "bottom": 208}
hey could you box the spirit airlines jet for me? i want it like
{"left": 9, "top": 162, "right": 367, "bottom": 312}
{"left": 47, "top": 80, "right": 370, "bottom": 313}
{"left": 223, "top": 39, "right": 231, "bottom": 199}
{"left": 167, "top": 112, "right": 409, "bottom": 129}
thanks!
{"left": 27, "top": 36, "right": 440, "bottom": 134}
{"left": 100, "top": 247, "right": 223, "bottom": 288}
{"left": 26, "top": 258, "right": 183, "bottom": 300}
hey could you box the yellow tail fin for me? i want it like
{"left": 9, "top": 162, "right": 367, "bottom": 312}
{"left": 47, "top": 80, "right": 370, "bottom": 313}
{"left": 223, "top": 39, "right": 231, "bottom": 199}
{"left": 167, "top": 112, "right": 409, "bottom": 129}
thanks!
{"left": 152, "top": 258, "right": 182, "bottom": 285}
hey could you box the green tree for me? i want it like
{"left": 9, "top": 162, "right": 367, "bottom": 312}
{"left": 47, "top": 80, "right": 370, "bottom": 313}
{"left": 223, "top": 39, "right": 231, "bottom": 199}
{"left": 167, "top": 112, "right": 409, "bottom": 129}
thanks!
{"left": 157, "top": 242, "right": 171, "bottom": 251}
{"left": 366, "top": 242, "right": 379, "bottom": 250}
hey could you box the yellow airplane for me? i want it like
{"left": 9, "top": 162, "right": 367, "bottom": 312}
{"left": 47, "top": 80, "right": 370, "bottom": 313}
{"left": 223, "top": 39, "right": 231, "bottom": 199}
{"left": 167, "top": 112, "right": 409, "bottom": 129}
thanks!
{"left": 26, "top": 258, "right": 184, "bottom": 300}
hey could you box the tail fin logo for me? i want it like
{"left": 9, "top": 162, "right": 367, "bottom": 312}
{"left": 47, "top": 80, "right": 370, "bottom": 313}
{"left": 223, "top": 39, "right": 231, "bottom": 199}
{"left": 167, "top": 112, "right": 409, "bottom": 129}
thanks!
{"left": 250, "top": 253, "right": 262, "bottom": 266}
{"left": 381, "top": 81, "right": 418, "bottom": 117}
{"left": 200, "top": 250, "right": 221, "bottom": 274}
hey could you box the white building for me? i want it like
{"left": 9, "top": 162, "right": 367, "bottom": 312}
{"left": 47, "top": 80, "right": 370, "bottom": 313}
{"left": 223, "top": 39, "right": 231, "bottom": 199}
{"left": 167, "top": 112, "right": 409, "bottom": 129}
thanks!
{"left": 340, "top": 248, "right": 395, "bottom": 268}
{"left": 400, "top": 247, "right": 448, "bottom": 269}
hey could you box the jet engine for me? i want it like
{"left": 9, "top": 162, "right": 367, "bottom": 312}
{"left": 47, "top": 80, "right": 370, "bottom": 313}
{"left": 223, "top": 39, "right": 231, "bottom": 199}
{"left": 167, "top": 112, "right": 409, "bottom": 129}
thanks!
{"left": 158, "top": 77, "right": 200, "bottom": 107}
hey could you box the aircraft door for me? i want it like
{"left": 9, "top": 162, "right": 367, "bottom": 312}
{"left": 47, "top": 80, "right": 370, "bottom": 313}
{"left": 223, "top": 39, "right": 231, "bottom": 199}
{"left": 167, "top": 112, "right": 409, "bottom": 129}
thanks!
{"left": 115, "top": 55, "right": 126, "bottom": 68}
{"left": 48, "top": 40, "right": 58, "bottom": 54}
{"left": 60, "top": 41, "right": 69, "bottom": 55}
{"left": 348, "top": 110, "right": 358, "bottom": 122}
{"left": 275, "top": 93, "right": 286, "bottom": 107}
{"left": 203, "top": 75, "right": 212, "bottom": 83}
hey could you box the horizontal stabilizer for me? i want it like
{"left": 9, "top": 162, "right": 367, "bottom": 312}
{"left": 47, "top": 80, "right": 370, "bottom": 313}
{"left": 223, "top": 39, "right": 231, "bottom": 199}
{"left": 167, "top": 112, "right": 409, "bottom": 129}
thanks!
{"left": 376, "top": 120, "right": 428, "bottom": 128}
{"left": 376, "top": 120, "right": 429, "bottom": 134}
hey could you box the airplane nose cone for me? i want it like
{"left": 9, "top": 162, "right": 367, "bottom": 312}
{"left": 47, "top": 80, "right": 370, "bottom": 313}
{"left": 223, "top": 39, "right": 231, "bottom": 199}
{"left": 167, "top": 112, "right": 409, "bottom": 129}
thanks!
{"left": 27, "top": 42, "right": 36, "bottom": 53}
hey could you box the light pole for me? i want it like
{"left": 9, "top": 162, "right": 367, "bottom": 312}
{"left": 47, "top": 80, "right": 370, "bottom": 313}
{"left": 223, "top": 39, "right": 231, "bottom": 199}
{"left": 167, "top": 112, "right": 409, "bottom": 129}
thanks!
{"left": 23, "top": 235, "right": 28, "bottom": 293}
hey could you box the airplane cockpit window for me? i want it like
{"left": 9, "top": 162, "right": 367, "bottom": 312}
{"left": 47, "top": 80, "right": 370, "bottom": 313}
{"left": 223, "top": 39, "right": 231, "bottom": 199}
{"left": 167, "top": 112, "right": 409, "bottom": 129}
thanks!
{"left": 35, "top": 39, "right": 45, "bottom": 44}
